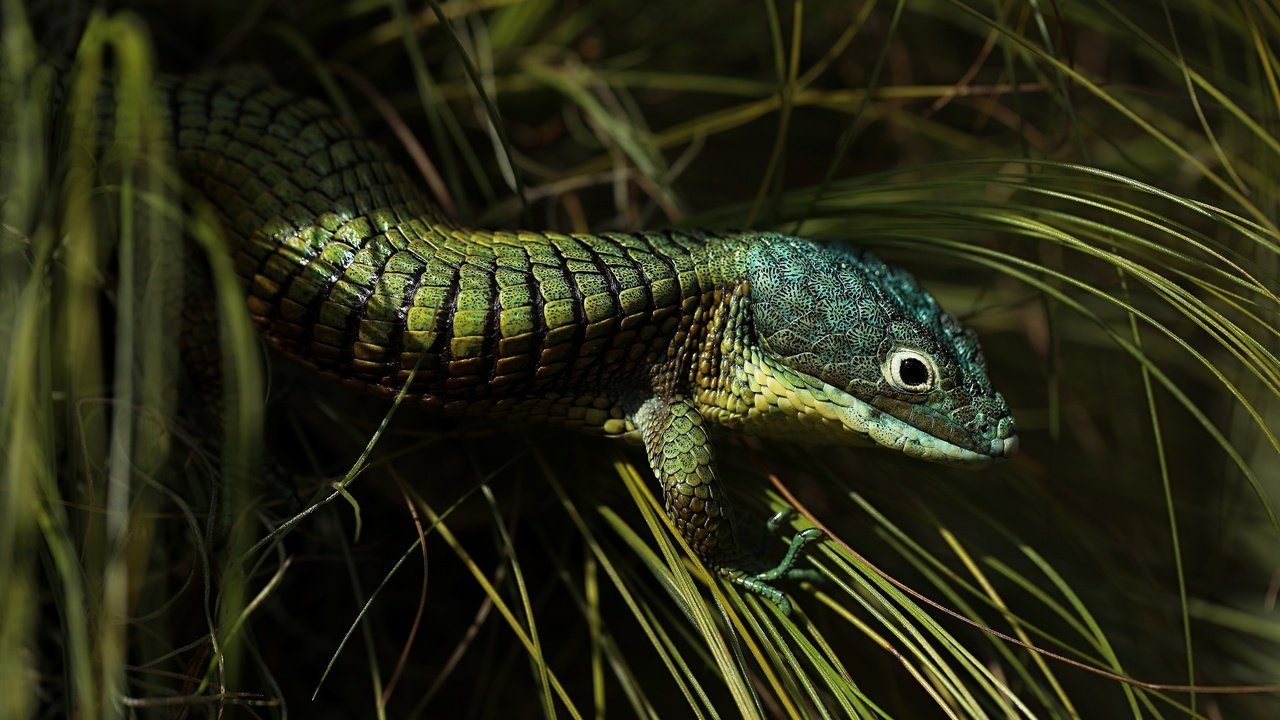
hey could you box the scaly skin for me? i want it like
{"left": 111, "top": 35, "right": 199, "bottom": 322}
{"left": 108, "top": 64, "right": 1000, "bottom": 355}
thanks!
{"left": 161, "top": 71, "right": 1017, "bottom": 612}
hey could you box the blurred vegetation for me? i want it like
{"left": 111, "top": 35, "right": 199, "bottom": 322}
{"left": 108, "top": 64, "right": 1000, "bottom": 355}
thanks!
{"left": 2, "top": 0, "right": 1279, "bottom": 717}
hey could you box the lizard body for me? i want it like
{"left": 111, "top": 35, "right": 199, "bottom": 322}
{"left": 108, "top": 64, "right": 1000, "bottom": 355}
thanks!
{"left": 161, "top": 71, "right": 1017, "bottom": 610}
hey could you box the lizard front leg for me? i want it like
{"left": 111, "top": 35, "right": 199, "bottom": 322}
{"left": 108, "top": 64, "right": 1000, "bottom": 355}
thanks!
{"left": 633, "top": 396, "right": 822, "bottom": 614}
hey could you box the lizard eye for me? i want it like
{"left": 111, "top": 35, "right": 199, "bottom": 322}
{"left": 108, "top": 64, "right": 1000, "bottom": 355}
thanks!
{"left": 884, "top": 348, "right": 936, "bottom": 394}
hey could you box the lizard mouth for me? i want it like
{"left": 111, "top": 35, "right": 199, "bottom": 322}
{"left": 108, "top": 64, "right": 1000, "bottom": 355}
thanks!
{"left": 822, "top": 386, "right": 1017, "bottom": 466}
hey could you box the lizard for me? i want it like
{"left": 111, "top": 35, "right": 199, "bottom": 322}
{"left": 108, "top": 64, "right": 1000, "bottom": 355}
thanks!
{"left": 154, "top": 70, "right": 1018, "bottom": 613}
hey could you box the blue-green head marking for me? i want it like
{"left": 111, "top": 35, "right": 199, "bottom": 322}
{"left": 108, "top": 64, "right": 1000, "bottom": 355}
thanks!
{"left": 741, "top": 235, "right": 1017, "bottom": 465}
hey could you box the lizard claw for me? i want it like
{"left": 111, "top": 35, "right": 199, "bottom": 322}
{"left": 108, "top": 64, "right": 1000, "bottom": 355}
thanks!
{"left": 765, "top": 508, "right": 798, "bottom": 534}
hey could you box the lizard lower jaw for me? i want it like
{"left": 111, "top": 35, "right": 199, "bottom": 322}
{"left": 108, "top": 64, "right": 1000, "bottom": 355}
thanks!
{"left": 826, "top": 389, "right": 1013, "bottom": 466}
{"left": 990, "top": 434, "right": 1019, "bottom": 459}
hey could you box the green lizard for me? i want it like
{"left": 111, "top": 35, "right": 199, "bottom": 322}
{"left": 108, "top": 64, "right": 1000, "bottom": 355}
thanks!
{"left": 163, "top": 71, "right": 1017, "bottom": 612}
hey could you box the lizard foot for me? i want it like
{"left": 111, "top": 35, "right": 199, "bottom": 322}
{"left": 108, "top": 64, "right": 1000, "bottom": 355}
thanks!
{"left": 722, "top": 511, "right": 824, "bottom": 615}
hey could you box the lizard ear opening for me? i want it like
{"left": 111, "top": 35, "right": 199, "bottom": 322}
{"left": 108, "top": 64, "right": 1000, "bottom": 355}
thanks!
{"left": 883, "top": 348, "right": 936, "bottom": 394}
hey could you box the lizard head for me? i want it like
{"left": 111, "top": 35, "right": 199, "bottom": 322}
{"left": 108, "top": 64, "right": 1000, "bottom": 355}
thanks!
{"left": 742, "top": 236, "right": 1017, "bottom": 466}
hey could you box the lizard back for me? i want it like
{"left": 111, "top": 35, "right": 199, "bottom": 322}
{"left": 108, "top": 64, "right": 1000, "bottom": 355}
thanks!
{"left": 168, "top": 72, "right": 722, "bottom": 433}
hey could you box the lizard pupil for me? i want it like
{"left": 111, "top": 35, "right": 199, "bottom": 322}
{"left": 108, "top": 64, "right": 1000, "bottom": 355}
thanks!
{"left": 899, "top": 357, "right": 930, "bottom": 387}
